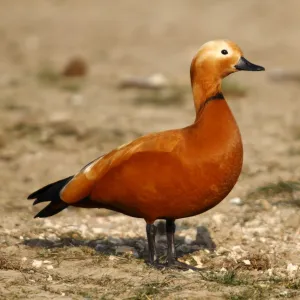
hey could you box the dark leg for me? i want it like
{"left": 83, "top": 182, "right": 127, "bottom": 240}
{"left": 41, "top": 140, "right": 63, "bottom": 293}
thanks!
{"left": 166, "top": 219, "right": 176, "bottom": 263}
{"left": 146, "top": 223, "right": 164, "bottom": 268}
{"left": 166, "top": 219, "right": 199, "bottom": 271}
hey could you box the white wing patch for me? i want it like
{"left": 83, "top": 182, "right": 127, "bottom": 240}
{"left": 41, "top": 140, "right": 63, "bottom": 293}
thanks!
{"left": 117, "top": 140, "right": 132, "bottom": 150}
{"left": 81, "top": 139, "right": 133, "bottom": 180}
{"left": 83, "top": 158, "right": 100, "bottom": 174}
{"left": 81, "top": 156, "right": 104, "bottom": 180}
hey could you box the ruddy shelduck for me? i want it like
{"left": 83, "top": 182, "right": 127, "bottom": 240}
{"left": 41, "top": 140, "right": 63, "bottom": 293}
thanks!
{"left": 28, "top": 40, "right": 265, "bottom": 270}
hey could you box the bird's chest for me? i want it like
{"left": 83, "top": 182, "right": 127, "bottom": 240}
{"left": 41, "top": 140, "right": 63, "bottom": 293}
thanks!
{"left": 181, "top": 127, "right": 243, "bottom": 213}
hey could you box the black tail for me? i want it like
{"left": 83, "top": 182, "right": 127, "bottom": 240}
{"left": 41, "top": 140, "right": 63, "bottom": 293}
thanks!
{"left": 28, "top": 176, "right": 73, "bottom": 218}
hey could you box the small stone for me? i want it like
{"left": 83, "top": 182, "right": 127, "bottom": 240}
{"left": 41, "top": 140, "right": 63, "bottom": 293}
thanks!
{"left": 261, "top": 199, "right": 272, "bottom": 211}
{"left": 43, "top": 260, "right": 51, "bottom": 264}
{"left": 118, "top": 73, "right": 168, "bottom": 90}
{"left": 287, "top": 263, "right": 298, "bottom": 277}
{"left": 32, "top": 260, "right": 43, "bottom": 268}
{"left": 47, "top": 275, "right": 52, "bottom": 281}
{"left": 62, "top": 57, "right": 88, "bottom": 77}
{"left": 46, "top": 265, "right": 54, "bottom": 270}
{"left": 229, "top": 197, "right": 243, "bottom": 206}
{"left": 19, "top": 236, "right": 24, "bottom": 240}
{"left": 61, "top": 292, "right": 66, "bottom": 296}
{"left": 47, "top": 233, "right": 58, "bottom": 241}
{"left": 21, "top": 257, "right": 27, "bottom": 262}
{"left": 184, "top": 235, "right": 193, "bottom": 245}
{"left": 243, "top": 259, "right": 251, "bottom": 265}
{"left": 267, "top": 268, "right": 273, "bottom": 276}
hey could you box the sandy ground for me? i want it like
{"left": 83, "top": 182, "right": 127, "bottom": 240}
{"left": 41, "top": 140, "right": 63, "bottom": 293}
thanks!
{"left": 0, "top": 0, "right": 300, "bottom": 299}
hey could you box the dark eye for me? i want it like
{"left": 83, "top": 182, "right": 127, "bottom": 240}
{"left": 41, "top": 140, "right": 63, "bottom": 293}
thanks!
{"left": 221, "top": 49, "right": 228, "bottom": 55}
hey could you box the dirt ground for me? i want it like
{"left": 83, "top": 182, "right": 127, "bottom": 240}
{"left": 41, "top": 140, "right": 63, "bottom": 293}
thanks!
{"left": 1, "top": 1, "right": 300, "bottom": 299}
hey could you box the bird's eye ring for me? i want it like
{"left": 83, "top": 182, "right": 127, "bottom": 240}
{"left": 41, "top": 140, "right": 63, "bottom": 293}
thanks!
{"left": 221, "top": 49, "right": 228, "bottom": 55}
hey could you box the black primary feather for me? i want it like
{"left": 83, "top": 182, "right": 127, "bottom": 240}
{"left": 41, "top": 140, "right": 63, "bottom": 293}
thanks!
{"left": 27, "top": 176, "right": 73, "bottom": 218}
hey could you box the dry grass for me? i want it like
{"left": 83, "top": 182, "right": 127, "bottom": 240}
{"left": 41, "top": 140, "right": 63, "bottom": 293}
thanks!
{"left": 246, "top": 180, "right": 300, "bottom": 207}
{"left": 0, "top": 252, "right": 22, "bottom": 271}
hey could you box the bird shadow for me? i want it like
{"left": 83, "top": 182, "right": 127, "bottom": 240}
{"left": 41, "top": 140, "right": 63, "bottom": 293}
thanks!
{"left": 23, "top": 222, "right": 216, "bottom": 260}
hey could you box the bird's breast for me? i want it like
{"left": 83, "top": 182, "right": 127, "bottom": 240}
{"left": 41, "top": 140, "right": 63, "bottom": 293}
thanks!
{"left": 180, "top": 100, "right": 243, "bottom": 214}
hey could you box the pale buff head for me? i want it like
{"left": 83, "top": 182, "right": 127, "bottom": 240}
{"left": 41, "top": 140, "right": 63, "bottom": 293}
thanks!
{"left": 191, "top": 40, "right": 264, "bottom": 80}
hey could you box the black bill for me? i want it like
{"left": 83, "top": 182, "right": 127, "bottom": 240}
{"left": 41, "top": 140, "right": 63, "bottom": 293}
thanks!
{"left": 235, "top": 56, "right": 265, "bottom": 71}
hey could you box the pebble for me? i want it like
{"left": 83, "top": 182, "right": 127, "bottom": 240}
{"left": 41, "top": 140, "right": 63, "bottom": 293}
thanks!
{"left": 279, "top": 291, "right": 288, "bottom": 297}
{"left": 62, "top": 57, "right": 88, "bottom": 77}
{"left": 267, "top": 268, "right": 273, "bottom": 276}
{"left": 118, "top": 73, "right": 168, "bottom": 90}
{"left": 243, "top": 259, "right": 251, "bottom": 265}
{"left": 229, "top": 197, "right": 243, "bottom": 206}
{"left": 46, "top": 265, "right": 54, "bottom": 270}
{"left": 43, "top": 260, "right": 51, "bottom": 264}
{"left": 32, "top": 260, "right": 43, "bottom": 268}
{"left": 47, "top": 233, "right": 58, "bottom": 241}
{"left": 287, "top": 263, "right": 298, "bottom": 277}
{"left": 184, "top": 235, "right": 193, "bottom": 245}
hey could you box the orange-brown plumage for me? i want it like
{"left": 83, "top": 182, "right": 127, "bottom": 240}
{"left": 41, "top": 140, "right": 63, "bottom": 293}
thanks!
{"left": 28, "top": 40, "right": 264, "bottom": 269}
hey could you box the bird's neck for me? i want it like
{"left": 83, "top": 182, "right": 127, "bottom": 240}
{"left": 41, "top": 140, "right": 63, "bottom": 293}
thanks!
{"left": 191, "top": 69, "right": 222, "bottom": 122}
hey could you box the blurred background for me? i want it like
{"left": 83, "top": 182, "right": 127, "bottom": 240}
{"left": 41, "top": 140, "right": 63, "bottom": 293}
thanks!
{"left": 0, "top": 1, "right": 300, "bottom": 299}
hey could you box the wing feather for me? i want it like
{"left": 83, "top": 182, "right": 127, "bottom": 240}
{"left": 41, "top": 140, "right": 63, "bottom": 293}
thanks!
{"left": 60, "top": 131, "right": 182, "bottom": 204}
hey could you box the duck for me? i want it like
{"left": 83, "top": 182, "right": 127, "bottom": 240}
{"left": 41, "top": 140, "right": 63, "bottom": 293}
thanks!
{"left": 28, "top": 40, "right": 264, "bottom": 270}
